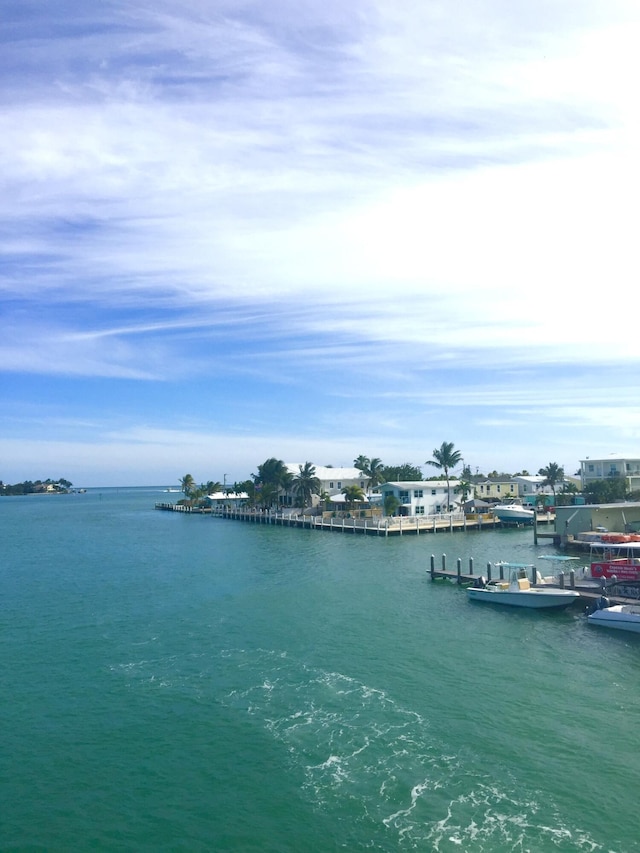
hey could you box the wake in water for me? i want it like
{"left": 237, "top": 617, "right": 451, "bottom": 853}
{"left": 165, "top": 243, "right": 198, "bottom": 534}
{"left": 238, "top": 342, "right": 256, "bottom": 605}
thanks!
{"left": 220, "top": 648, "right": 604, "bottom": 852}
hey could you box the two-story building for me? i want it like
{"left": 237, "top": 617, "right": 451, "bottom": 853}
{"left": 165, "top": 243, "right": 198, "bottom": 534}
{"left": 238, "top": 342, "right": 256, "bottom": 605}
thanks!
{"left": 377, "top": 480, "right": 465, "bottom": 515}
{"left": 474, "top": 479, "right": 517, "bottom": 502}
{"left": 283, "top": 464, "right": 368, "bottom": 505}
{"left": 580, "top": 455, "right": 640, "bottom": 492}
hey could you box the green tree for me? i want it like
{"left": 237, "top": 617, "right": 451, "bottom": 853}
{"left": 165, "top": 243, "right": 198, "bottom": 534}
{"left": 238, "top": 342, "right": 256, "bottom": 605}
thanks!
{"left": 205, "top": 481, "right": 223, "bottom": 495}
{"left": 366, "top": 458, "right": 385, "bottom": 489}
{"left": 252, "top": 458, "right": 289, "bottom": 508}
{"left": 353, "top": 455, "right": 370, "bottom": 473}
{"left": 538, "top": 462, "right": 564, "bottom": 499}
{"left": 584, "top": 475, "right": 627, "bottom": 504}
{"left": 381, "top": 463, "right": 423, "bottom": 482}
{"left": 426, "top": 442, "right": 463, "bottom": 511}
{"left": 384, "top": 494, "right": 400, "bottom": 516}
{"left": 353, "top": 456, "right": 385, "bottom": 490}
{"left": 455, "top": 478, "right": 473, "bottom": 506}
{"left": 180, "top": 474, "right": 196, "bottom": 497}
{"left": 292, "top": 462, "right": 321, "bottom": 508}
{"left": 343, "top": 484, "right": 365, "bottom": 508}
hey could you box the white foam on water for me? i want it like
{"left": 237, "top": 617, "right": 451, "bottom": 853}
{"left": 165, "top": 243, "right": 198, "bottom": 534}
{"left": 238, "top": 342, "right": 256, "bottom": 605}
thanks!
{"left": 220, "top": 647, "right": 606, "bottom": 851}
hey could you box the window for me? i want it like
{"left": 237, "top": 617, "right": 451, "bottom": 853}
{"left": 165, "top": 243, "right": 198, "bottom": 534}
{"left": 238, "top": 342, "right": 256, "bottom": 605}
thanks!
{"left": 588, "top": 465, "right": 594, "bottom": 473}
{"left": 337, "top": 482, "right": 342, "bottom": 489}
{"left": 399, "top": 491, "right": 409, "bottom": 501}
{"left": 497, "top": 485, "right": 501, "bottom": 492}
{"left": 431, "top": 489, "right": 436, "bottom": 496}
{"left": 414, "top": 490, "right": 423, "bottom": 498}
{"left": 329, "top": 482, "right": 334, "bottom": 489}
{"left": 360, "top": 481, "right": 365, "bottom": 489}
{"left": 415, "top": 506, "right": 425, "bottom": 514}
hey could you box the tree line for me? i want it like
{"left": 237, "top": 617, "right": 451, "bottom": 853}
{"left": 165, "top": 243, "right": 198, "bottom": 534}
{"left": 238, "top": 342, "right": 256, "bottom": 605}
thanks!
{"left": 177, "top": 443, "right": 639, "bottom": 511}
{"left": 1, "top": 478, "right": 73, "bottom": 496}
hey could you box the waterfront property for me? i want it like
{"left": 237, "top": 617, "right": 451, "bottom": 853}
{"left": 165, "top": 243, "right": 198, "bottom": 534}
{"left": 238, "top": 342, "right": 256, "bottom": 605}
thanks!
{"left": 580, "top": 454, "right": 640, "bottom": 492}
{"left": 377, "top": 479, "right": 466, "bottom": 515}
{"left": 205, "top": 505, "right": 556, "bottom": 536}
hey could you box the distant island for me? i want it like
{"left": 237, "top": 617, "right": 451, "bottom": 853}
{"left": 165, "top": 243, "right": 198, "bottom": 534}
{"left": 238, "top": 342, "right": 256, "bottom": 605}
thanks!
{"left": 0, "top": 478, "right": 74, "bottom": 496}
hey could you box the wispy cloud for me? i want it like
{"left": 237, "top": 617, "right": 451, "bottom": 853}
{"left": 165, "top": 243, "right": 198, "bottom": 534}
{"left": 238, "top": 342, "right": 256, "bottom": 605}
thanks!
{"left": 2, "top": 1, "right": 640, "bottom": 483}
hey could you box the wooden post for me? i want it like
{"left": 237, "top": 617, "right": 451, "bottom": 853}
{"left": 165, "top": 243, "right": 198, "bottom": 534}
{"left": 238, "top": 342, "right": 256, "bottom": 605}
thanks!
{"left": 487, "top": 562, "right": 492, "bottom": 581}
{"left": 469, "top": 557, "right": 474, "bottom": 576}
{"left": 442, "top": 554, "right": 447, "bottom": 573}
{"left": 569, "top": 569, "right": 576, "bottom": 589}
{"left": 533, "top": 511, "right": 538, "bottom": 545}
{"left": 457, "top": 558, "right": 462, "bottom": 584}
{"left": 430, "top": 554, "right": 435, "bottom": 580}
{"left": 499, "top": 563, "right": 504, "bottom": 580}
{"left": 558, "top": 571, "right": 565, "bottom": 588}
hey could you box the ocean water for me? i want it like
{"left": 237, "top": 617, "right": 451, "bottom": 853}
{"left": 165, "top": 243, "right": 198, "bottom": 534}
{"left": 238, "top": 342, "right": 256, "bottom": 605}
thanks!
{"left": 2, "top": 487, "right": 639, "bottom": 852}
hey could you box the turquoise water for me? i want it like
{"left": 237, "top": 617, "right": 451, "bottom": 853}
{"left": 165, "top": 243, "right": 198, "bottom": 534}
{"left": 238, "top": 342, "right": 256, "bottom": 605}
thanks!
{"left": 2, "top": 488, "right": 639, "bottom": 851}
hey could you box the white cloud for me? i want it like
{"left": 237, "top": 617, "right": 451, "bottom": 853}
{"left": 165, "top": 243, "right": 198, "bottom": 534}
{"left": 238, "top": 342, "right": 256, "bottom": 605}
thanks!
{"left": 2, "top": 1, "right": 640, "bottom": 481}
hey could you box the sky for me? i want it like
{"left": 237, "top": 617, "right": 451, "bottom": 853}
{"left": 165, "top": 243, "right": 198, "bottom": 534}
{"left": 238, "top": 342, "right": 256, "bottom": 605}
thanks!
{"left": 2, "top": 0, "right": 640, "bottom": 487}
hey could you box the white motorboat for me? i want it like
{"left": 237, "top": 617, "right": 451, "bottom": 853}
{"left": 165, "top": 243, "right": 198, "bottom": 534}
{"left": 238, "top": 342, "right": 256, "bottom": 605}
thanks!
{"left": 587, "top": 599, "right": 640, "bottom": 633}
{"left": 492, "top": 502, "right": 535, "bottom": 525}
{"left": 468, "top": 567, "right": 580, "bottom": 610}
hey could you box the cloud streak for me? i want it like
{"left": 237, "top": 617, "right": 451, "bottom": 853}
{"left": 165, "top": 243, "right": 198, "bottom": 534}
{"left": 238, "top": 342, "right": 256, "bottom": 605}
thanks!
{"left": 2, "top": 0, "right": 640, "bottom": 483}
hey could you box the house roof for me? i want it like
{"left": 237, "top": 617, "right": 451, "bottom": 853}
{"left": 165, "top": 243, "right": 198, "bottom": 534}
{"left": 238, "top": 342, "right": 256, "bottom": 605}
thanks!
{"left": 379, "top": 480, "right": 458, "bottom": 489}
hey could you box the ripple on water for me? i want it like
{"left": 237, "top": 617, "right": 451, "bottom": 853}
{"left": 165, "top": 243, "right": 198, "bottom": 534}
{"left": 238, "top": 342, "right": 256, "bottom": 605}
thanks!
{"left": 219, "top": 647, "right": 608, "bottom": 852}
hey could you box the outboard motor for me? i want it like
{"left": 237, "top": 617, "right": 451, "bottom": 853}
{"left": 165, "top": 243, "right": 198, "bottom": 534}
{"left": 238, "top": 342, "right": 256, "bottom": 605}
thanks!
{"left": 473, "top": 576, "right": 487, "bottom": 589}
{"left": 588, "top": 595, "right": 610, "bottom": 614}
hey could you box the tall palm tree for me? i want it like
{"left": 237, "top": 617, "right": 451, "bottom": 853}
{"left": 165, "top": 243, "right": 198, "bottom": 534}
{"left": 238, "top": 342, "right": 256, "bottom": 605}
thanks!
{"left": 354, "top": 455, "right": 370, "bottom": 473}
{"left": 538, "top": 462, "right": 564, "bottom": 499}
{"left": 353, "top": 455, "right": 385, "bottom": 491}
{"left": 292, "top": 462, "right": 321, "bottom": 509}
{"left": 252, "top": 458, "right": 289, "bottom": 509}
{"left": 366, "top": 458, "right": 385, "bottom": 489}
{"left": 180, "top": 474, "right": 196, "bottom": 498}
{"left": 426, "top": 442, "right": 463, "bottom": 511}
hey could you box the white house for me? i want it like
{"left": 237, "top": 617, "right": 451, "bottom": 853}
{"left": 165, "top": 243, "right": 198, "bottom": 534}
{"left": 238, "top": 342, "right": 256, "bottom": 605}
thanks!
{"left": 377, "top": 480, "right": 464, "bottom": 516}
{"left": 284, "top": 464, "right": 368, "bottom": 505}
{"left": 206, "top": 490, "right": 249, "bottom": 509}
{"left": 580, "top": 455, "right": 640, "bottom": 492}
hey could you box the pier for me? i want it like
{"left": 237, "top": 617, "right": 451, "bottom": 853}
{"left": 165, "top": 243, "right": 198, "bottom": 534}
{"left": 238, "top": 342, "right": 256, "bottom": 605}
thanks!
{"left": 428, "top": 554, "right": 640, "bottom": 605}
{"left": 192, "top": 506, "right": 555, "bottom": 536}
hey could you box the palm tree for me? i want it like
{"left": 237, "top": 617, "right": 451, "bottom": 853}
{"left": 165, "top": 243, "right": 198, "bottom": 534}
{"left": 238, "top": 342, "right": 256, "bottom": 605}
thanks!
{"left": 354, "top": 455, "right": 370, "bottom": 473}
{"left": 180, "top": 474, "right": 196, "bottom": 498}
{"left": 205, "top": 481, "right": 223, "bottom": 496}
{"left": 252, "top": 458, "right": 289, "bottom": 509}
{"left": 455, "top": 478, "right": 473, "bottom": 508}
{"left": 367, "top": 458, "right": 385, "bottom": 489}
{"left": 343, "top": 484, "right": 365, "bottom": 509}
{"left": 426, "top": 442, "right": 463, "bottom": 511}
{"left": 292, "top": 462, "right": 321, "bottom": 509}
{"left": 354, "top": 455, "right": 385, "bottom": 491}
{"left": 538, "top": 462, "right": 564, "bottom": 500}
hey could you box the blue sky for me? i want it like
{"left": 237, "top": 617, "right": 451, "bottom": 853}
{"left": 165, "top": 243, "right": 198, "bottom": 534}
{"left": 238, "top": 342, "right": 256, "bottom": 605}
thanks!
{"left": 2, "top": 0, "right": 639, "bottom": 487}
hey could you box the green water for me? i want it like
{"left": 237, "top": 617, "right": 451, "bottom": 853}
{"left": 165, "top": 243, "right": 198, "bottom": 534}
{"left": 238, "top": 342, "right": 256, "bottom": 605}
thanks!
{"left": 2, "top": 488, "right": 639, "bottom": 851}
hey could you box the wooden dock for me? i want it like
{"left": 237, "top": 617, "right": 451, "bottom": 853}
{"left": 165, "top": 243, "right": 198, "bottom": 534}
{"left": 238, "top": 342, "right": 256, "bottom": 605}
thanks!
{"left": 428, "top": 554, "right": 640, "bottom": 605}
{"left": 200, "top": 507, "right": 555, "bottom": 537}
